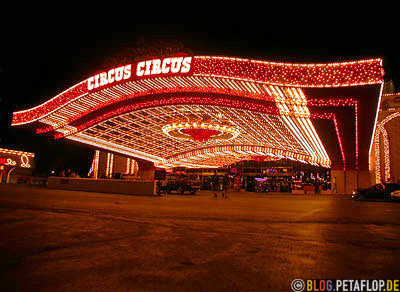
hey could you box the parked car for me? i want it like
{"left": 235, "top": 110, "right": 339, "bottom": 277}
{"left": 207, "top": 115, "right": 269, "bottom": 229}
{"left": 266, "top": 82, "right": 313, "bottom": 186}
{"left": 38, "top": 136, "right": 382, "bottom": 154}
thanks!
{"left": 352, "top": 183, "right": 400, "bottom": 201}
{"left": 165, "top": 175, "right": 201, "bottom": 195}
{"left": 390, "top": 189, "right": 400, "bottom": 201}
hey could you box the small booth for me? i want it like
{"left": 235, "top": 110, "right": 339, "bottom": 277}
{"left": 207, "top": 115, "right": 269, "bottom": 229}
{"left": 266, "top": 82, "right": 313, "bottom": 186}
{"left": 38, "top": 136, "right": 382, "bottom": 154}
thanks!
{"left": 0, "top": 148, "right": 35, "bottom": 184}
{"left": 45, "top": 150, "right": 157, "bottom": 196}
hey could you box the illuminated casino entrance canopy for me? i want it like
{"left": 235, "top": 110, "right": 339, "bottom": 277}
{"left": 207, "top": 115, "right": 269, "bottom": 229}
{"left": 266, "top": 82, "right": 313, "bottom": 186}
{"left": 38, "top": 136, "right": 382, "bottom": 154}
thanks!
{"left": 12, "top": 55, "right": 384, "bottom": 170}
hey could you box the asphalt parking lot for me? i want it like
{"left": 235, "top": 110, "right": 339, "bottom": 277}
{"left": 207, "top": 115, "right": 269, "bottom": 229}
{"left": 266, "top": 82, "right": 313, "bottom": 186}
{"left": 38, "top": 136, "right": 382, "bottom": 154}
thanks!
{"left": 1, "top": 184, "right": 400, "bottom": 291}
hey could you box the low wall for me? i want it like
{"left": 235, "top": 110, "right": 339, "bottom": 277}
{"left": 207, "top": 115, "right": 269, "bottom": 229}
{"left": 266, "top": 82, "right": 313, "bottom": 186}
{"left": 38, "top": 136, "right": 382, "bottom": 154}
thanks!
{"left": 292, "top": 189, "right": 332, "bottom": 195}
{"left": 47, "top": 177, "right": 156, "bottom": 196}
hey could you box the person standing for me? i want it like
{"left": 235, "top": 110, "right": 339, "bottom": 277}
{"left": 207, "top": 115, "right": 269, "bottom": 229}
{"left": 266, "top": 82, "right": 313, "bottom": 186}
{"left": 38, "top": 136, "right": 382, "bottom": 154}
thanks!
{"left": 211, "top": 174, "right": 219, "bottom": 198}
{"left": 332, "top": 176, "right": 337, "bottom": 194}
{"left": 159, "top": 178, "right": 168, "bottom": 196}
{"left": 234, "top": 175, "right": 241, "bottom": 192}
{"left": 222, "top": 174, "right": 230, "bottom": 199}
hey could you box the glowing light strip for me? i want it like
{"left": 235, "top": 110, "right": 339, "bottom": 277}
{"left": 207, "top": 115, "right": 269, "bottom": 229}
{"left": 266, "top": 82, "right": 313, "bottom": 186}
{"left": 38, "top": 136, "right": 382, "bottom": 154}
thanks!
{"left": 0, "top": 148, "right": 35, "bottom": 157}
{"left": 166, "top": 145, "right": 330, "bottom": 168}
{"left": 194, "top": 56, "right": 383, "bottom": 88}
{"left": 106, "top": 153, "right": 111, "bottom": 177}
{"left": 38, "top": 79, "right": 277, "bottom": 133}
{"left": 280, "top": 115, "right": 315, "bottom": 157}
{"left": 67, "top": 133, "right": 165, "bottom": 164}
{"left": 270, "top": 85, "right": 328, "bottom": 162}
{"left": 161, "top": 122, "right": 239, "bottom": 141}
{"left": 109, "top": 154, "right": 114, "bottom": 178}
{"left": 12, "top": 56, "right": 383, "bottom": 127}
{"left": 331, "top": 115, "right": 346, "bottom": 170}
{"left": 197, "top": 55, "right": 382, "bottom": 67}
{"left": 307, "top": 97, "right": 360, "bottom": 169}
{"left": 310, "top": 112, "right": 346, "bottom": 170}
{"left": 131, "top": 159, "right": 136, "bottom": 175}
{"left": 126, "top": 157, "right": 131, "bottom": 174}
{"left": 354, "top": 100, "right": 359, "bottom": 169}
{"left": 93, "top": 150, "right": 100, "bottom": 179}
{"left": 302, "top": 117, "right": 330, "bottom": 161}
{"left": 381, "top": 128, "right": 391, "bottom": 181}
{"left": 61, "top": 100, "right": 330, "bottom": 169}
{"left": 12, "top": 81, "right": 88, "bottom": 125}
{"left": 373, "top": 111, "right": 400, "bottom": 183}
{"left": 54, "top": 96, "right": 278, "bottom": 140}
{"left": 369, "top": 82, "right": 385, "bottom": 169}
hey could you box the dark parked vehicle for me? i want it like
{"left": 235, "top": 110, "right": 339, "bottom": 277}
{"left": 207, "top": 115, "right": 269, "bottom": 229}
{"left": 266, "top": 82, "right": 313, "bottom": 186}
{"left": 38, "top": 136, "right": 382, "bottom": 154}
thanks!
{"left": 352, "top": 183, "right": 400, "bottom": 201}
{"left": 391, "top": 190, "right": 400, "bottom": 201}
{"left": 165, "top": 175, "right": 201, "bottom": 195}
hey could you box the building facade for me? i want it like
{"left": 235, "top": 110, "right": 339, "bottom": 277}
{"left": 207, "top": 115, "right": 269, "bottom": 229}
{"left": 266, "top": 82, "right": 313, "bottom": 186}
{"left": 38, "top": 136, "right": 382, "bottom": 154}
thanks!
{"left": 371, "top": 81, "right": 400, "bottom": 184}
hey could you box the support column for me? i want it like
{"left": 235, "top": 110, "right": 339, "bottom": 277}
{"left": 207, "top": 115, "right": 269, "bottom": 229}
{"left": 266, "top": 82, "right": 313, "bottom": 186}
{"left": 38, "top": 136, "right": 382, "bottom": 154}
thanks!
{"left": 0, "top": 166, "right": 5, "bottom": 183}
{"left": 331, "top": 170, "right": 345, "bottom": 194}
{"left": 97, "top": 151, "right": 111, "bottom": 179}
{"left": 358, "top": 170, "right": 372, "bottom": 188}
{"left": 331, "top": 170, "right": 372, "bottom": 194}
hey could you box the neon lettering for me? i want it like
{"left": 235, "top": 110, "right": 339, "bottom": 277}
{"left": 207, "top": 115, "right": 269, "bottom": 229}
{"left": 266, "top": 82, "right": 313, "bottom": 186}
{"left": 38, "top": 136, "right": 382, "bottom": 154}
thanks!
{"left": 108, "top": 69, "right": 115, "bottom": 83}
{"left": 151, "top": 59, "right": 162, "bottom": 75}
{"left": 87, "top": 57, "right": 193, "bottom": 90}
{"left": 136, "top": 61, "right": 145, "bottom": 76}
{"left": 162, "top": 58, "right": 171, "bottom": 73}
{"left": 100, "top": 73, "right": 108, "bottom": 86}
{"left": 115, "top": 66, "right": 124, "bottom": 81}
{"left": 135, "top": 56, "right": 192, "bottom": 77}
{"left": 88, "top": 65, "right": 132, "bottom": 90}
{"left": 88, "top": 76, "right": 95, "bottom": 90}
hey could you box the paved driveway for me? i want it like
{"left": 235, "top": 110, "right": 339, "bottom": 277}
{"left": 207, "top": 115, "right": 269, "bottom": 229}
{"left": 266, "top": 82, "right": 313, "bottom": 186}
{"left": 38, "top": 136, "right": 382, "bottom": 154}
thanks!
{"left": 1, "top": 184, "right": 399, "bottom": 291}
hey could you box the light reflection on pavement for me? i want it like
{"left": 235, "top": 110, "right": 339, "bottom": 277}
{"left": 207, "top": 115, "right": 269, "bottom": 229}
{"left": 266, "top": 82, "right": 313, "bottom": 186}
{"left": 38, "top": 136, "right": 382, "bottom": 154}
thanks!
{"left": 1, "top": 184, "right": 400, "bottom": 292}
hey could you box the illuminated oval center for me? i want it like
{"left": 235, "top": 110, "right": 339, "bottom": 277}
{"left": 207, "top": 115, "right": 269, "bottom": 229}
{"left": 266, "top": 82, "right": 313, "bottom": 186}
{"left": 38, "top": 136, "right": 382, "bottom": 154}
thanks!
{"left": 162, "top": 122, "right": 239, "bottom": 142}
{"left": 180, "top": 128, "right": 221, "bottom": 142}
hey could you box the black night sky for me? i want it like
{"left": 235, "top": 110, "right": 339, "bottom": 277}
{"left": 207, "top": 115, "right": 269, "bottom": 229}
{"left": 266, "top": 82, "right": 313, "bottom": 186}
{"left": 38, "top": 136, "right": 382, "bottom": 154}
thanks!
{"left": 1, "top": 23, "right": 399, "bottom": 176}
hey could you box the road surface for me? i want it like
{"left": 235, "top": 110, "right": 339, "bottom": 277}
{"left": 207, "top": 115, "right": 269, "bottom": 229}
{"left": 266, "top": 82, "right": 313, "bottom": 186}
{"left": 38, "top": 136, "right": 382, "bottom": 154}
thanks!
{"left": 1, "top": 184, "right": 399, "bottom": 291}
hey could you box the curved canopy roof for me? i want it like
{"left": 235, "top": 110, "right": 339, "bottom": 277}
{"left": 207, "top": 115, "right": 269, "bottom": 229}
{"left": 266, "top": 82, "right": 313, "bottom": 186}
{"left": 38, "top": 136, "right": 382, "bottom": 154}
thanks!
{"left": 12, "top": 55, "right": 384, "bottom": 170}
